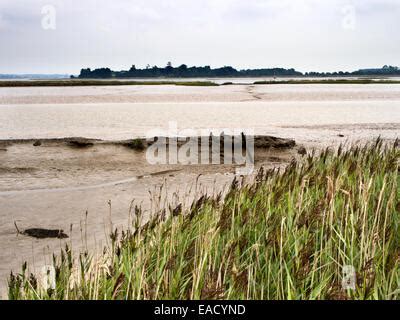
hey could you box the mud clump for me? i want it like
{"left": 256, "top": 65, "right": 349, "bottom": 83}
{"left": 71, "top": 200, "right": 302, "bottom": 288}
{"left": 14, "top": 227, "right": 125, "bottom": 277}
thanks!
{"left": 23, "top": 228, "right": 68, "bottom": 239}
{"left": 67, "top": 138, "right": 94, "bottom": 148}
{"left": 122, "top": 138, "right": 146, "bottom": 151}
{"left": 14, "top": 222, "right": 68, "bottom": 239}
{"left": 253, "top": 136, "right": 295, "bottom": 149}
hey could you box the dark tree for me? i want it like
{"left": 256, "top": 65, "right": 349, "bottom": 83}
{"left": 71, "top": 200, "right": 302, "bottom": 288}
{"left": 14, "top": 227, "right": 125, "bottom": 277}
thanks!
{"left": 78, "top": 64, "right": 400, "bottom": 79}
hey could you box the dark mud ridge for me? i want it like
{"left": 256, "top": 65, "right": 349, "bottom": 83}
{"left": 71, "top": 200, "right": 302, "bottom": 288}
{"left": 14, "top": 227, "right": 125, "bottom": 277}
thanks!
{"left": 0, "top": 135, "right": 296, "bottom": 150}
{"left": 14, "top": 222, "right": 68, "bottom": 239}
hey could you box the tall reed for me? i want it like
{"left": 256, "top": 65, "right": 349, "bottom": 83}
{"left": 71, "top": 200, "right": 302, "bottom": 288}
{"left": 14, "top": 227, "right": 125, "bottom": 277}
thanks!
{"left": 8, "top": 139, "right": 400, "bottom": 300}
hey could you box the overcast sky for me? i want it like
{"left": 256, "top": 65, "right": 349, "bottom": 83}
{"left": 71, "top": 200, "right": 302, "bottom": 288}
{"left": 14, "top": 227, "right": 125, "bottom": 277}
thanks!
{"left": 0, "top": 0, "right": 399, "bottom": 74}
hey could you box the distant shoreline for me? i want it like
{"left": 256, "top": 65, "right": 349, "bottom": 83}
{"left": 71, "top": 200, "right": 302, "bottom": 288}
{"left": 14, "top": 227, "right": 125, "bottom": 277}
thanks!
{"left": 1, "top": 78, "right": 400, "bottom": 87}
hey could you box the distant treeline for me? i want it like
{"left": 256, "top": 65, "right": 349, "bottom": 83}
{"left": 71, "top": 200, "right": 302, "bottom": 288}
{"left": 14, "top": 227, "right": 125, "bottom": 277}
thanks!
{"left": 76, "top": 64, "right": 400, "bottom": 79}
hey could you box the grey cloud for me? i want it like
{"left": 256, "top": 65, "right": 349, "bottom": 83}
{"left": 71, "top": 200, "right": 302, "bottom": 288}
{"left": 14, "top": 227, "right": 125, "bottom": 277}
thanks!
{"left": 0, "top": 0, "right": 399, "bottom": 73}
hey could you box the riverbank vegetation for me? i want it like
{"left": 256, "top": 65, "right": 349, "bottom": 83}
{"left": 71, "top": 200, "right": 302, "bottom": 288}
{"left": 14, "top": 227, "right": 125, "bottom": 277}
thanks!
{"left": 253, "top": 79, "right": 400, "bottom": 85}
{"left": 76, "top": 64, "right": 400, "bottom": 79}
{"left": 2, "top": 78, "right": 400, "bottom": 88}
{"left": 8, "top": 139, "right": 399, "bottom": 300}
{"left": 0, "top": 80, "right": 219, "bottom": 87}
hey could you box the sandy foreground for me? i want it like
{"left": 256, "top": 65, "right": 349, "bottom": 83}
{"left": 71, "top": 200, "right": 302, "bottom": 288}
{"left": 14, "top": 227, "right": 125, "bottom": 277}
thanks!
{"left": 0, "top": 83, "right": 399, "bottom": 297}
{"left": 0, "top": 141, "right": 298, "bottom": 298}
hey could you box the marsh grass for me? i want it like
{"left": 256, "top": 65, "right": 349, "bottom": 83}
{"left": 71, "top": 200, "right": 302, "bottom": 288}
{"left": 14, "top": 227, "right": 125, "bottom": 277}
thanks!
{"left": 3, "top": 79, "right": 400, "bottom": 88}
{"left": 253, "top": 79, "right": 400, "bottom": 85}
{"left": 8, "top": 139, "right": 400, "bottom": 300}
{"left": 0, "top": 80, "right": 219, "bottom": 87}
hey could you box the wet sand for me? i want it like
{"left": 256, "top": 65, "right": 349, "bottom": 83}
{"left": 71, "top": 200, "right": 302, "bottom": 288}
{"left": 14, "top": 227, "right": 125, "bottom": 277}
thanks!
{"left": 0, "top": 83, "right": 399, "bottom": 297}
{"left": 0, "top": 141, "right": 297, "bottom": 297}
{"left": 0, "top": 84, "right": 399, "bottom": 144}
{"left": 1, "top": 83, "right": 400, "bottom": 105}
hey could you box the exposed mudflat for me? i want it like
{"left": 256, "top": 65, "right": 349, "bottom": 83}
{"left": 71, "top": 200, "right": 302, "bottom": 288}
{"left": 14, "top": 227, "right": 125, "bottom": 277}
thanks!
{"left": 1, "top": 83, "right": 400, "bottom": 104}
{"left": 0, "top": 139, "right": 298, "bottom": 297}
{"left": 0, "top": 83, "right": 399, "bottom": 297}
